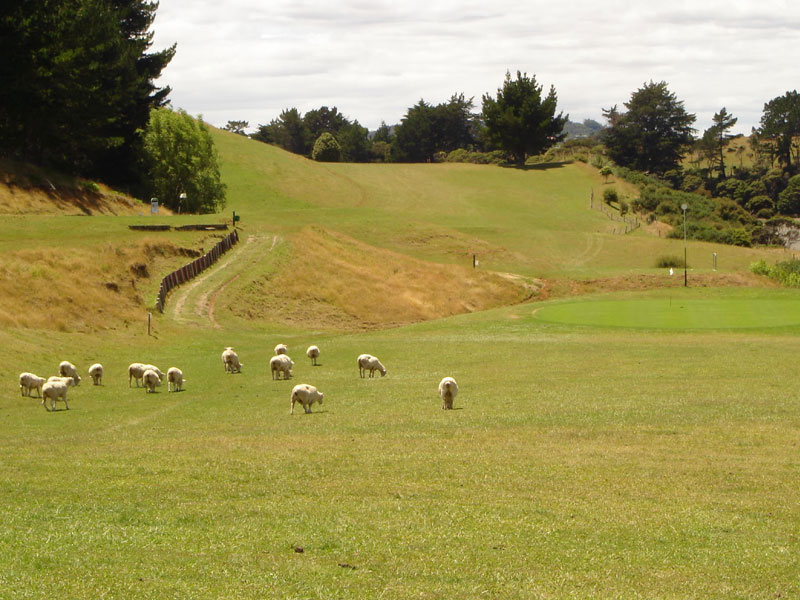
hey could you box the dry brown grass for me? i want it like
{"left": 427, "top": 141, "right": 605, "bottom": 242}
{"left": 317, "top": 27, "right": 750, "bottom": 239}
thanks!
{"left": 0, "top": 238, "right": 195, "bottom": 331}
{"left": 230, "top": 226, "right": 531, "bottom": 330}
{"left": 0, "top": 158, "right": 164, "bottom": 215}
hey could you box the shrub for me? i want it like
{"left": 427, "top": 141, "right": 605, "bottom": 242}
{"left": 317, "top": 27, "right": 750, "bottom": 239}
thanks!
{"left": 311, "top": 132, "right": 341, "bottom": 162}
{"left": 723, "top": 228, "right": 752, "bottom": 247}
{"left": 750, "top": 258, "right": 800, "bottom": 287}
{"left": 777, "top": 175, "right": 800, "bottom": 215}
{"left": 655, "top": 255, "right": 685, "bottom": 268}
{"left": 80, "top": 180, "right": 100, "bottom": 192}
{"left": 603, "top": 187, "right": 619, "bottom": 205}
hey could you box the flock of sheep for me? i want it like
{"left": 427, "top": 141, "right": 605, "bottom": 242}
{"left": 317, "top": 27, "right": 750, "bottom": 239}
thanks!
{"left": 18, "top": 345, "right": 459, "bottom": 413}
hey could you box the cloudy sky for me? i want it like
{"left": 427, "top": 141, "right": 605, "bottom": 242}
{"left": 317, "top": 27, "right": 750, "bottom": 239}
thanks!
{"left": 150, "top": 0, "right": 800, "bottom": 135}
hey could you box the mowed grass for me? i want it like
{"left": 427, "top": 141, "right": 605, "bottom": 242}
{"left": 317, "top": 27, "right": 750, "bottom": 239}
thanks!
{"left": 534, "top": 287, "right": 800, "bottom": 330}
{"left": 2, "top": 287, "right": 800, "bottom": 598}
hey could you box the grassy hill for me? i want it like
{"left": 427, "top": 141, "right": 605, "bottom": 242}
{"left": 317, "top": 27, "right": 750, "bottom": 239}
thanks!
{"left": 2, "top": 130, "right": 799, "bottom": 598}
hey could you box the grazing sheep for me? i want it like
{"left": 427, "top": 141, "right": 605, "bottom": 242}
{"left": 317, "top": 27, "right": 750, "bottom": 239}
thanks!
{"left": 142, "top": 368, "right": 161, "bottom": 393}
{"left": 128, "top": 363, "right": 146, "bottom": 387}
{"left": 167, "top": 367, "right": 185, "bottom": 392}
{"left": 357, "top": 354, "right": 387, "bottom": 378}
{"left": 222, "top": 347, "right": 243, "bottom": 373}
{"left": 88, "top": 363, "right": 103, "bottom": 385}
{"left": 270, "top": 354, "right": 294, "bottom": 380}
{"left": 306, "top": 345, "right": 320, "bottom": 366}
{"left": 290, "top": 383, "right": 324, "bottom": 414}
{"left": 19, "top": 372, "right": 46, "bottom": 397}
{"left": 58, "top": 361, "right": 82, "bottom": 386}
{"left": 41, "top": 379, "right": 74, "bottom": 411}
{"left": 274, "top": 343, "right": 288, "bottom": 355}
{"left": 438, "top": 377, "right": 459, "bottom": 410}
{"left": 129, "top": 363, "right": 163, "bottom": 387}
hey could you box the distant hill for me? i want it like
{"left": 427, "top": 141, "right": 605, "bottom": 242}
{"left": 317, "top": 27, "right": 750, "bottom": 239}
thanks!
{"left": 563, "top": 119, "right": 604, "bottom": 139}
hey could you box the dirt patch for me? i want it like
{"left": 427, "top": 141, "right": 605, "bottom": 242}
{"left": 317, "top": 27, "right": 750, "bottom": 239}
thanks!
{"left": 534, "top": 271, "right": 771, "bottom": 302}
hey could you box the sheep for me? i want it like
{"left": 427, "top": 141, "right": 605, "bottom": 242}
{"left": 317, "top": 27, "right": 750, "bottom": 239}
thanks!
{"left": 58, "top": 360, "right": 82, "bottom": 386}
{"left": 438, "top": 377, "right": 459, "bottom": 410}
{"left": 142, "top": 368, "right": 161, "bottom": 393}
{"left": 128, "top": 363, "right": 163, "bottom": 387}
{"left": 88, "top": 363, "right": 103, "bottom": 385}
{"left": 128, "top": 363, "right": 146, "bottom": 387}
{"left": 19, "top": 372, "right": 46, "bottom": 397}
{"left": 274, "top": 343, "right": 288, "bottom": 355}
{"left": 290, "top": 383, "right": 323, "bottom": 415}
{"left": 306, "top": 345, "right": 320, "bottom": 366}
{"left": 222, "top": 347, "right": 243, "bottom": 373}
{"left": 270, "top": 354, "right": 294, "bottom": 380}
{"left": 357, "top": 354, "right": 387, "bottom": 378}
{"left": 41, "top": 378, "right": 74, "bottom": 411}
{"left": 167, "top": 367, "right": 185, "bottom": 392}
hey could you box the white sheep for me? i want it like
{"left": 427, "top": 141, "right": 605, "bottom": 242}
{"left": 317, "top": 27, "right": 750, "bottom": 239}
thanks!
{"left": 142, "top": 368, "right": 161, "bottom": 393}
{"left": 167, "top": 367, "right": 185, "bottom": 392}
{"left": 128, "top": 362, "right": 146, "bottom": 387}
{"left": 41, "top": 378, "right": 74, "bottom": 411}
{"left": 19, "top": 372, "right": 46, "bottom": 397}
{"left": 222, "top": 347, "right": 243, "bottom": 373}
{"left": 58, "top": 360, "right": 82, "bottom": 386}
{"left": 438, "top": 377, "right": 459, "bottom": 410}
{"left": 129, "top": 363, "right": 163, "bottom": 387}
{"left": 306, "top": 345, "right": 320, "bottom": 366}
{"left": 88, "top": 363, "right": 103, "bottom": 385}
{"left": 274, "top": 343, "right": 288, "bottom": 355}
{"left": 270, "top": 354, "right": 294, "bottom": 380}
{"left": 290, "top": 383, "right": 324, "bottom": 414}
{"left": 357, "top": 354, "right": 387, "bottom": 378}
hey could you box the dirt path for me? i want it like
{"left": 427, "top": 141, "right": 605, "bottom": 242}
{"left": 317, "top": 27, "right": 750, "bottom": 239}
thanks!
{"left": 169, "top": 234, "right": 278, "bottom": 328}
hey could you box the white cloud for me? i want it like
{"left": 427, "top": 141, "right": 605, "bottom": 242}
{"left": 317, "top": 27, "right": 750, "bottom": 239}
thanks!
{"left": 151, "top": 0, "right": 800, "bottom": 134}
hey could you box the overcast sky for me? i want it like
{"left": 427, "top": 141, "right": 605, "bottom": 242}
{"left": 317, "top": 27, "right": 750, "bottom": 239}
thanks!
{"left": 150, "top": 0, "right": 800, "bottom": 135}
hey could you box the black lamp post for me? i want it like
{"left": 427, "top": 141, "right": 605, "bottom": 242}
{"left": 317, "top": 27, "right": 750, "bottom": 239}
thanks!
{"left": 681, "top": 203, "right": 688, "bottom": 287}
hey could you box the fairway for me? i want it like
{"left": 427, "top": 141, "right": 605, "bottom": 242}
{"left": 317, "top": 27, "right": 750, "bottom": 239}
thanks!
{"left": 533, "top": 290, "right": 800, "bottom": 330}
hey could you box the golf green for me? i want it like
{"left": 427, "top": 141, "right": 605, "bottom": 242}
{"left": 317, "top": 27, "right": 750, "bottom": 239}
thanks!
{"left": 532, "top": 296, "right": 800, "bottom": 330}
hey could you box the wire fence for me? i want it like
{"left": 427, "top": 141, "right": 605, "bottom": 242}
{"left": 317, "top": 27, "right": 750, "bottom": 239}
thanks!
{"left": 590, "top": 189, "right": 640, "bottom": 234}
{"left": 155, "top": 229, "right": 239, "bottom": 312}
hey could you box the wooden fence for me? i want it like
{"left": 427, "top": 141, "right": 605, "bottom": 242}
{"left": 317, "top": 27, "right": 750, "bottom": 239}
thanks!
{"left": 155, "top": 229, "right": 239, "bottom": 312}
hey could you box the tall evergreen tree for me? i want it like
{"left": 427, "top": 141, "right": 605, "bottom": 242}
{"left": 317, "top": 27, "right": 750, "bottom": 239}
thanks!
{"left": 756, "top": 90, "right": 800, "bottom": 173}
{"left": 701, "top": 108, "right": 737, "bottom": 178}
{"left": 481, "top": 71, "right": 567, "bottom": 165}
{"left": 0, "top": 0, "right": 174, "bottom": 179}
{"left": 602, "top": 81, "right": 696, "bottom": 175}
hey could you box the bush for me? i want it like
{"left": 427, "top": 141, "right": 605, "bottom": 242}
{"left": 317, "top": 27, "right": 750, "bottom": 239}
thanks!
{"left": 445, "top": 149, "right": 506, "bottom": 165}
{"left": 603, "top": 187, "right": 619, "bottom": 205}
{"left": 777, "top": 175, "right": 800, "bottom": 215}
{"left": 750, "top": 258, "right": 800, "bottom": 286}
{"left": 723, "top": 227, "right": 752, "bottom": 247}
{"left": 655, "top": 255, "right": 685, "bottom": 268}
{"left": 311, "top": 132, "right": 341, "bottom": 162}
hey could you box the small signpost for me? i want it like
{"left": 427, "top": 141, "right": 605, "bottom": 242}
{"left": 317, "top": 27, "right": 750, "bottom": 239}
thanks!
{"left": 150, "top": 198, "right": 158, "bottom": 215}
{"left": 233, "top": 210, "right": 240, "bottom": 226}
{"left": 713, "top": 252, "right": 717, "bottom": 271}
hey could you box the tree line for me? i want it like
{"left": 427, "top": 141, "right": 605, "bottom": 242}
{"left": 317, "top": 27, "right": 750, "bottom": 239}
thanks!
{"left": 235, "top": 71, "right": 568, "bottom": 166}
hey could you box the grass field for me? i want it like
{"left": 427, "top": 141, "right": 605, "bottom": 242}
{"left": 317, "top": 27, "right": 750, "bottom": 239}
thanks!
{"left": 1, "top": 130, "right": 799, "bottom": 598}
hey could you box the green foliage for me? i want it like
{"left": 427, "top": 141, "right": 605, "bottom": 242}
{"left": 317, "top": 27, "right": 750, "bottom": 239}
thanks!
{"left": 303, "top": 106, "right": 348, "bottom": 147}
{"left": 777, "top": 175, "right": 800, "bottom": 215}
{"left": 444, "top": 149, "right": 506, "bottom": 165}
{"left": 223, "top": 120, "right": 249, "bottom": 135}
{"left": 254, "top": 108, "right": 309, "bottom": 154}
{"left": 603, "top": 188, "right": 619, "bottom": 205}
{"left": 338, "top": 121, "right": 370, "bottom": 163}
{"left": 0, "top": 0, "right": 175, "bottom": 180}
{"left": 369, "top": 141, "right": 392, "bottom": 163}
{"left": 311, "top": 132, "right": 342, "bottom": 162}
{"left": 393, "top": 94, "right": 478, "bottom": 162}
{"left": 655, "top": 255, "right": 685, "bottom": 268}
{"left": 701, "top": 108, "right": 738, "bottom": 177}
{"left": 599, "top": 165, "right": 613, "bottom": 183}
{"left": 141, "top": 108, "right": 226, "bottom": 213}
{"left": 481, "top": 71, "right": 567, "bottom": 165}
{"left": 602, "top": 81, "right": 696, "bottom": 175}
{"left": 751, "top": 258, "right": 800, "bottom": 286}
{"left": 756, "top": 90, "right": 800, "bottom": 172}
